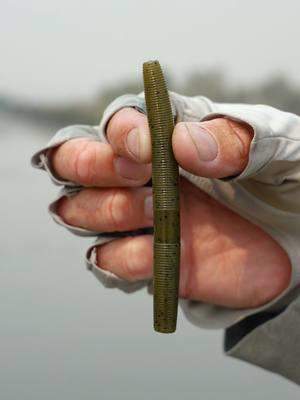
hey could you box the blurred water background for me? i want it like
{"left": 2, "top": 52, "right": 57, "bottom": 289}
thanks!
{"left": 1, "top": 0, "right": 300, "bottom": 398}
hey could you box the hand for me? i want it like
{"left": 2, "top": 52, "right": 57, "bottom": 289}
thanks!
{"left": 50, "top": 108, "right": 291, "bottom": 308}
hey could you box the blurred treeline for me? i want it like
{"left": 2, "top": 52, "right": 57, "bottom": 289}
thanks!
{"left": 1, "top": 69, "right": 300, "bottom": 129}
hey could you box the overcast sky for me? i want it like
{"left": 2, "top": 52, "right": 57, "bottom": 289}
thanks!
{"left": 1, "top": 0, "right": 300, "bottom": 103}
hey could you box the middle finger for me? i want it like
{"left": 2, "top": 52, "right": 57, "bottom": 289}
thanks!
{"left": 56, "top": 186, "right": 154, "bottom": 232}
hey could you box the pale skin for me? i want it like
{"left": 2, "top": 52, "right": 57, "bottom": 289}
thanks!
{"left": 51, "top": 108, "right": 292, "bottom": 309}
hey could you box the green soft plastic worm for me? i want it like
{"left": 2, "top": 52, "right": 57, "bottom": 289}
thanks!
{"left": 143, "top": 60, "right": 180, "bottom": 333}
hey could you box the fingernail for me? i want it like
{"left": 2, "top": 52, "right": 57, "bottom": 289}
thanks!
{"left": 185, "top": 123, "right": 218, "bottom": 161}
{"left": 144, "top": 195, "right": 153, "bottom": 219}
{"left": 114, "top": 157, "right": 145, "bottom": 180}
{"left": 127, "top": 128, "right": 140, "bottom": 159}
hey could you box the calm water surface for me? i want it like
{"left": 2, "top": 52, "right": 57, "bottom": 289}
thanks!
{"left": 0, "top": 113, "right": 298, "bottom": 399}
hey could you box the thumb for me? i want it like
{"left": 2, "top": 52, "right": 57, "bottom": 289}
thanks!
{"left": 172, "top": 118, "right": 253, "bottom": 178}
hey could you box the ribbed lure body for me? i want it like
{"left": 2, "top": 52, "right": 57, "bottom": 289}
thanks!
{"left": 143, "top": 61, "right": 180, "bottom": 333}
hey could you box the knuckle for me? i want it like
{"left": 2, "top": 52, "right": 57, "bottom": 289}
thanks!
{"left": 122, "top": 237, "right": 148, "bottom": 280}
{"left": 73, "top": 141, "right": 98, "bottom": 185}
{"left": 122, "top": 239, "right": 137, "bottom": 279}
{"left": 106, "top": 190, "right": 132, "bottom": 231}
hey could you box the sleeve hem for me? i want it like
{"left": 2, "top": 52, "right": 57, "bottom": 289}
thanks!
{"left": 224, "top": 295, "right": 300, "bottom": 384}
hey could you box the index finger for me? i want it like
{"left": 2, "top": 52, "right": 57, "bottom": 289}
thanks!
{"left": 50, "top": 137, "right": 151, "bottom": 187}
{"left": 106, "top": 107, "right": 152, "bottom": 164}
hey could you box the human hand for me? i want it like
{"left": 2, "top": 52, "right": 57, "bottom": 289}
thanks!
{"left": 50, "top": 107, "right": 291, "bottom": 309}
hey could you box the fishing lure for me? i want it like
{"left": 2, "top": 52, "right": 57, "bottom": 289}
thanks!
{"left": 143, "top": 61, "right": 180, "bottom": 333}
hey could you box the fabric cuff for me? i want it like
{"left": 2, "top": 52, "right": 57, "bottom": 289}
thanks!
{"left": 48, "top": 187, "right": 102, "bottom": 236}
{"left": 224, "top": 291, "right": 300, "bottom": 384}
{"left": 201, "top": 103, "right": 300, "bottom": 181}
{"left": 31, "top": 125, "right": 102, "bottom": 186}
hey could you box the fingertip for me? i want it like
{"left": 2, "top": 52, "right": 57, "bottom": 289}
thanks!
{"left": 126, "top": 126, "right": 152, "bottom": 163}
{"left": 107, "top": 108, "right": 151, "bottom": 163}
